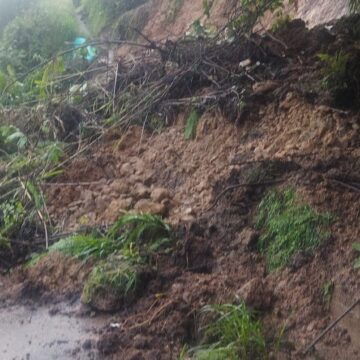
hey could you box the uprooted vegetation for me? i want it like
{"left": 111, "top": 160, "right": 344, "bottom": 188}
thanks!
{"left": 1, "top": 0, "right": 360, "bottom": 359}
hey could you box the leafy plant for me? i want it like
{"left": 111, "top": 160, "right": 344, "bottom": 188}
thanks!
{"left": 0, "top": 199, "right": 25, "bottom": 247}
{"left": 189, "top": 303, "right": 266, "bottom": 359}
{"left": 0, "top": 125, "right": 27, "bottom": 155}
{"left": 184, "top": 110, "right": 200, "bottom": 140}
{"left": 256, "top": 189, "right": 332, "bottom": 271}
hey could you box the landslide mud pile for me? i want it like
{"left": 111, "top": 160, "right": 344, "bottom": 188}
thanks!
{"left": 1, "top": 15, "right": 360, "bottom": 360}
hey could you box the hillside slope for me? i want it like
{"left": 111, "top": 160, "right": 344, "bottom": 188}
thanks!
{"left": 0, "top": 2, "right": 359, "bottom": 360}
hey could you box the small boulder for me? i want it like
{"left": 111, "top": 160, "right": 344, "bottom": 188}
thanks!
{"left": 134, "top": 199, "right": 167, "bottom": 216}
{"left": 235, "top": 277, "right": 273, "bottom": 310}
{"left": 134, "top": 183, "right": 150, "bottom": 200}
{"left": 231, "top": 228, "right": 259, "bottom": 250}
{"left": 120, "top": 162, "right": 134, "bottom": 175}
{"left": 110, "top": 180, "right": 129, "bottom": 194}
{"left": 150, "top": 187, "right": 170, "bottom": 202}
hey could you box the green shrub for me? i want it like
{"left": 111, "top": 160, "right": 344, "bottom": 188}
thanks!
{"left": 0, "top": 0, "right": 78, "bottom": 74}
{"left": 256, "top": 189, "right": 332, "bottom": 271}
{"left": 190, "top": 303, "right": 266, "bottom": 359}
{"left": 0, "top": 199, "right": 25, "bottom": 248}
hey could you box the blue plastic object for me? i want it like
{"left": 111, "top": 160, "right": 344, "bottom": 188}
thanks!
{"left": 73, "top": 37, "right": 97, "bottom": 63}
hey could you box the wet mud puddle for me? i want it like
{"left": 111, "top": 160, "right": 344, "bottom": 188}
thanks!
{"left": 0, "top": 302, "right": 103, "bottom": 360}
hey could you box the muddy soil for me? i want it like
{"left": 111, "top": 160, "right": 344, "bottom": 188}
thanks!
{"left": 0, "top": 301, "right": 104, "bottom": 360}
{"left": 2, "top": 11, "right": 360, "bottom": 360}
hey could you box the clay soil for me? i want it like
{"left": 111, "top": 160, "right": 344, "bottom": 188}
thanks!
{"left": 1, "top": 15, "right": 360, "bottom": 360}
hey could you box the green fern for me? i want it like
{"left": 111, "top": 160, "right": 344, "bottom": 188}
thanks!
{"left": 256, "top": 189, "right": 332, "bottom": 271}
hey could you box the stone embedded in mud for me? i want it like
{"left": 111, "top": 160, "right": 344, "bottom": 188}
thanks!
{"left": 134, "top": 183, "right": 150, "bottom": 199}
{"left": 95, "top": 195, "right": 110, "bottom": 212}
{"left": 104, "top": 198, "right": 133, "bottom": 219}
{"left": 150, "top": 187, "right": 170, "bottom": 202}
{"left": 232, "top": 228, "right": 259, "bottom": 250}
{"left": 235, "top": 277, "right": 273, "bottom": 310}
{"left": 120, "top": 162, "right": 134, "bottom": 175}
{"left": 110, "top": 179, "right": 130, "bottom": 194}
{"left": 134, "top": 199, "right": 167, "bottom": 216}
{"left": 252, "top": 80, "right": 279, "bottom": 95}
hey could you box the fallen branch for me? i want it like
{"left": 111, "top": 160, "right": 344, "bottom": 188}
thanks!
{"left": 303, "top": 297, "right": 360, "bottom": 354}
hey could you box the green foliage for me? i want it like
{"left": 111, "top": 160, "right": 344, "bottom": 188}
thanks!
{"left": 230, "top": 0, "right": 285, "bottom": 33}
{"left": 82, "top": 257, "right": 141, "bottom": 306}
{"left": 350, "top": 0, "right": 360, "bottom": 13}
{"left": 35, "top": 57, "right": 66, "bottom": 100}
{"left": 184, "top": 110, "right": 200, "bottom": 140}
{"left": 49, "top": 234, "right": 121, "bottom": 260}
{"left": 82, "top": 0, "right": 148, "bottom": 35}
{"left": 318, "top": 51, "right": 350, "bottom": 90}
{"left": 271, "top": 10, "right": 292, "bottom": 32}
{"left": 0, "top": 0, "right": 78, "bottom": 74}
{"left": 189, "top": 303, "right": 266, "bottom": 359}
{"left": 0, "top": 125, "right": 27, "bottom": 155}
{"left": 256, "top": 189, "right": 332, "bottom": 271}
{"left": 108, "top": 213, "right": 173, "bottom": 261}
{"left": 0, "top": 199, "right": 25, "bottom": 247}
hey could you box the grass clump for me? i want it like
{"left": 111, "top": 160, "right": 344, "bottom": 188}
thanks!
{"left": 49, "top": 234, "right": 120, "bottom": 260}
{"left": 82, "top": 256, "right": 141, "bottom": 310}
{"left": 108, "top": 213, "right": 173, "bottom": 261}
{"left": 256, "top": 189, "right": 332, "bottom": 271}
{"left": 318, "top": 51, "right": 350, "bottom": 90}
{"left": 190, "top": 303, "right": 266, "bottom": 360}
